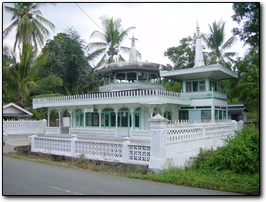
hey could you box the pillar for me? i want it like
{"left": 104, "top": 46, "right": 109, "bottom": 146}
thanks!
{"left": 148, "top": 114, "right": 168, "bottom": 172}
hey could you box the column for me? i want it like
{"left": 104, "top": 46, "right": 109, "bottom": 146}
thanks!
{"left": 98, "top": 110, "right": 102, "bottom": 128}
{"left": 58, "top": 111, "right": 62, "bottom": 134}
{"left": 83, "top": 109, "right": 86, "bottom": 128}
{"left": 47, "top": 110, "right": 50, "bottom": 127}
{"left": 148, "top": 114, "right": 168, "bottom": 172}
{"left": 115, "top": 111, "right": 118, "bottom": 129}
{"left": 131, "top": 111, "right": 134, "bottom": 130}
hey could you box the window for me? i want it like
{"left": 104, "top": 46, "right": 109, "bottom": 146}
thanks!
{"left": 164, "top": 111, "right": 172, "bottom": 123}
{"left": 75, "top": 109, "right": 84, "bottom": 128}
{"left": 101, "top": 108, "right": 115, "bottom": 128}
{"left": 138, "top": 72, "right": 148, "bottom": 83}
{"left": 210, "top": 80, "right": 218, "bottom": 91}
{"left": 193, "top": 81, "right": 198, "bottom": 92}
{"left": 149, "top": 73, "right": 157, "bottom": 84}
{"left": 85, "top": 110, "right": 99, "bottom": 127}
{"left": 134, "top": 107, "right": 141, "bottom": 128}
{"left": 127, "top": 72, "right": 137, "bottom": 83}
{"left": 199, "top": 81, "right": 205, "bottom": 91}
{"left": 186, "top": 82, "right": 192, "bottom": 92}
{"left": 201, "top": 110, "right": 211, "bottom": 120}
{"left": 118, "top": 107, "right": 131, "bottom": 127}
{"left": 179, "top": 111, "right": 188, "bottom": 120}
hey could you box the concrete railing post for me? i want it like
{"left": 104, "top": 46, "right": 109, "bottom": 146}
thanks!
{"left": 71, "top": 135, "right": 78, "bottom": 156}
{"left": 30, "top": 135, "right": 37, "bottom": 152}
{"left": 148, "top": 114, "right": 168, "bottom": 172}
{"left": 122, "top": 137, "right": 130, "bottom": 162}
{"left": 231, "top": 120, "right": 238, "bottom": 131}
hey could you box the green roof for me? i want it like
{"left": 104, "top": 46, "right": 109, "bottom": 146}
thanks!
{"left": 160, "top": 64, "right": 238, "bottom": 81}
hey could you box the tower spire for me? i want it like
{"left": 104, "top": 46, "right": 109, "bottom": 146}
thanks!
{"left": 129, "top": 34, "right": 138, "bottom": 61}
{"left": 194, "top": 22, "right": 205, "bottom": 67}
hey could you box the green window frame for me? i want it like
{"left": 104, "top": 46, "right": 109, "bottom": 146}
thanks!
{"left": 75, "top": 109, "right": 84, "bottom": 128}
{"left": 118, "top": 107, "right": 131, "bottom": 128}
{"left": 101, "top": 108, "right": 115, "bottom": 128}
{"left": 185, "top": 80, "right": 206, "bottom": 92}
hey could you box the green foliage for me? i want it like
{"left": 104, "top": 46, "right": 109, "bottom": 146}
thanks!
{"left": 41, "top": 28, "right": 93, "bottom": 94}
{"left": 231, "top": 47, "right": 259, "bottom": 112}
{"left": 202, "top": 20, "right": 237, "bottom": 69}
{"left": 3, "top": 44, "right": 63, "bottom": 107}
{"left": 232, "top": 3, "right": 260, "bottom": 48}
{"left": 164, "top": 36, "right": 195, "bottom": 69}
{"left": 87, "top": 16, "right": 139, "bottom": 66}
{"left": 3, "top": 3, "right": 55, "bottom": 53}
{"left": 192, "top": 124, "right": 259, "bottom": 174}
{"left": 161, "top": 79, "right": 182, "bottom": 92}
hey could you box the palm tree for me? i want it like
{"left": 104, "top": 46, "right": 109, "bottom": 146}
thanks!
{"left": 3, "top": 44, "right": 63, "bottom": 107}
{"left": 3, "top": 3, "right": 55, "bottom": 53}
{"left": 203, "top": 20, "right": 237, "bottom": 69}
{"left": 87, "top": 16, "right": 141, "bottom": 66}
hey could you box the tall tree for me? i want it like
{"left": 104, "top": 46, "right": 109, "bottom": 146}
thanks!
{"left": 3, "top": 44, "right": 63, "bottom": 107}
{"left": 232, "top": 3, "right": 260, "bottom": 48}
{"left": 203, "top": 20, "right": 237, "bottom": 69}
{"left": 3, "top": 3, "right": 55, "bottom": 53}
{"left": 87, "top": 16, "right": 140, "bottom": 66}
{"left": 41, "top": 28, "right": 91, "bottom": 94}
{"left": 231, "top": 47, "right": 259, "bottom": 113}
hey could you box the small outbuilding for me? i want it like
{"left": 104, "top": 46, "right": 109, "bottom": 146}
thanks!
{"left": 3, "top": 102, "right": 33, "bottom": 120}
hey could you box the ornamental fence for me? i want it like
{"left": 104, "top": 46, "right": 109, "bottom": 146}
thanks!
{"left": 29, "top": 136, "right": 151, "bottom": 165}
{"left": 28, "top": 117, "right": 243, "bottom": 171}
{"left": 3, "top": 119, "right": 47, "bottom": 135}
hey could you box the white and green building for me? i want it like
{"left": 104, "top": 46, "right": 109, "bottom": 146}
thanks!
{"left": 32, "top": 25, "right": 237, "bottom": 138}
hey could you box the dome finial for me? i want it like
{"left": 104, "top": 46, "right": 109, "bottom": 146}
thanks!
{"left": 129, "top": 34, "right": 138, "bottom": 61}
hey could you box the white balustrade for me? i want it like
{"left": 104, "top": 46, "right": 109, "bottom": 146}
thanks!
{"left": 3, "top": 119, "right": 46, "bottom": 135}
{"left": 69, "top": 128, "right": 116, "bottom": 137}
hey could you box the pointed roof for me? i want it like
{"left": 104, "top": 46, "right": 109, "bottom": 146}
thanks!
{"left": 3, "top": 102, "right": 33, "bottom": 117}
{"left": 194, "top": 22, "right": 205, "bottom": 68}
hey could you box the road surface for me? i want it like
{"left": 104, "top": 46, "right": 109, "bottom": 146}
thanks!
{"left": 3, "top": 157, "right": 240, "bottom": 195}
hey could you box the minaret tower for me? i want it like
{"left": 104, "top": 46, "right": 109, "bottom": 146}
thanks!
{"left": 194, "top": 22, "right": 205, "bottom": 67}
{"left": 129, "top": 35, "right": 138, "bottom": 61}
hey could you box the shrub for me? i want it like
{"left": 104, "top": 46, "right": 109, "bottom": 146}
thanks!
{"left": 192, "top": 123, "right": 259, "bottom": 174}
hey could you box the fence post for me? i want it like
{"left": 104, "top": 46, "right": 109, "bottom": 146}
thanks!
{"left": 238, "top": 120, "right": 244, "bottom": 131}
{"left": 71, "top": 135, "right": 77, "bottom": 156}
{"left": 122, "top": 137, "right": 130, "bottom": 162}
{"left": 42, "top": 119, "right": 47, "bottom": 134}
{"left": 30, "top": 135, "right": 37, "bottom": 152}
{"left": 148, "top": 114, "right": 168, "bottom": 172}
{"left": 231, "top": 120, "right": 238, "bottom": 131}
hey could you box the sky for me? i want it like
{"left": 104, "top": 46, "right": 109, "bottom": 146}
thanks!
{"left": 2, "top": 2, "right": 255, "bottom": 66}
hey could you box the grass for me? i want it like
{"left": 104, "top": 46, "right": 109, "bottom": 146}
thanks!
{"left": 4, "top": 152, "right": 259, "bottom": 195}
{"left": 123, "top": 168, "right": 259, "bottom": 195}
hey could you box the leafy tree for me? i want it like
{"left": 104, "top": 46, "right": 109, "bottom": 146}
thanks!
{"left": 3, "top": 44, "right": 63, "bottom": 107}
{"left": 164, "top": 36, "right": 195, "bottom": 70}
{"left": 232, "top": 3, "right": 260, "bottom": 48}
{"left": 231, "top": 47, "right": 259, "bottom": 113}
{"left": 161, "top": 79, "right": 182, "bottom": 92}
{"left": 203, "top": 20, "right": 237, "bottom": 69}
{"left": 87, "top": 16, "right": 140, "bottom": 66}
{"left": 3, "top": 3, "right": 55, "bottom": 53}
{"left": 41, "top": 28, "right": 93, "bottom": 94}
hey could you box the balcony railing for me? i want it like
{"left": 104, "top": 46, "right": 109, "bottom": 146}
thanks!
{"left": 99, "top": 82, "right": 166, "bottom": 92}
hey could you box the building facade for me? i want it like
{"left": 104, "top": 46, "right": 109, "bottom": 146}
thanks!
{"left": 32, "top": 26, "right": 237, "bottom": 138}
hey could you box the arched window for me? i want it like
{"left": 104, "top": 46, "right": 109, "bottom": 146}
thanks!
{"left": 134, "top": 107, "right": 142, "bottom": 128}
{"left": 118, "top": 107, "right": 131, "bottom": 128}
{"left": 85, "top": 109, "right": 99, "bottom": 127}
{"left": 101, "top": 108, "right": 115, "bottom": 128}
{"left": 75, "top": 109, "right": 84, "bottom": 128}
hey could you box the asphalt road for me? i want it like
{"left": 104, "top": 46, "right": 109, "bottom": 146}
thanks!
{"left": 3, "top": 157, "right": 240, "bottom": 195}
